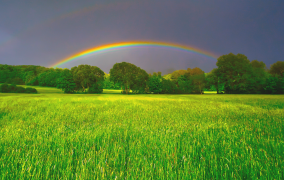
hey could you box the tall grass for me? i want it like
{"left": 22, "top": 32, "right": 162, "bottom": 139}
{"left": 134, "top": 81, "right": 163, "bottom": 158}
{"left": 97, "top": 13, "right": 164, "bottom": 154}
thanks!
{"left": 0, "top": 91, "right": 283, "bottom": 179}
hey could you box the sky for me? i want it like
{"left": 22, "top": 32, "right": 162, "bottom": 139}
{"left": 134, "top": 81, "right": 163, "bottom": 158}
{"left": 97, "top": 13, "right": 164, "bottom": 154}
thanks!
{"left": 0, "top": 0, "right": 283, "bottom": 75}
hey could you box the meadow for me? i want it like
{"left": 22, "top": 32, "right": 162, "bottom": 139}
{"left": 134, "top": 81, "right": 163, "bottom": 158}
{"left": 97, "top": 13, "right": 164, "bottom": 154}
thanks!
{"left": 0, "top": 85, "right": 283, "bottom": 179}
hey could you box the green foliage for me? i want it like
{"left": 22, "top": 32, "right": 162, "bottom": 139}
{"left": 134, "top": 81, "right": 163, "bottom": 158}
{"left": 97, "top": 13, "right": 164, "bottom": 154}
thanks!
{"left": 268, "top": 61, "right": 284, "bottom": 77}
{"left": 15, "top": 86, "right": 26, "bottom": 93}
{"left": 110, "top": 62, "right": 148, "bottom": 94}
{"left": 170, "top": 69, "right": 188, "bottom": 86}
{"left": 243, "top": 60, "right": 270, "bottom": 94}
{"left": 103, "top": 73, "right": 122, "bottom": 89}
{"left": 0, "top": 70, "right": 11, "bottom": 83}
{"left": 130, "top": 67, "right": 149, "bottom": 94}
{"left": 5, "top": 77, "right": 25, "bottom": 85}
{"left": 88, "top": 81, "right": 103, "bottom": 93}
{"left": 71, "top": 64, "right": 104, "bottom": 93}
{"left": 263, "top": 75, "right": 281, "bottom": 94}
{"left": 7, "top": 84, "right": 17, "bottom": 92}
{"left": 38, "top": 68, "right": 62, "bottom": 87}
{"left": 25, "top": 87, "right": 38, "bottom": 94}
{"left": 0, "top": 83, "right": 9, "bottom": 93}
{"left": 56, "top": 69, "right": 76, "bottom": 94}
{"left": 177, "top": 75, "right": 193, "bottom": 94}
{"left": 0, "top": 83, "right": 37, "bottom": 93}
{"left": 110, "top": 62, "right": 133, "bottom": 94}
{"left": 160, "top": 78, "right": 178, "bottom": 94}
{"left": 147, "top": 72, "right": 163, "bottom": 94}
{"left": 162, "top": 73, "right": 172, "bottom": 80}
{"left": 25, "top": 72, "right": 39, "bottom": 86}
{"left": 216, "top": 53, "right": 254, "bottom": 94}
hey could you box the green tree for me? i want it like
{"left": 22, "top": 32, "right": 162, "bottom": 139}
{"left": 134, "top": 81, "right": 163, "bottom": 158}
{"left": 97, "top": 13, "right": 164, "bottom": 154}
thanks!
{"left": 171, "top": 69, "right": 188, "bottom": 86}
{"left": 129, "top": 67, "right": 149, "bottom": 94}
{"left": 268, "top": 61, "right": 284, "bottom": 77}
{"left": 160, "top": 78, "right": 178, "bottom": 94}
{"left": 245, "top": 60, "right": 269, "bottom": 94}
{"left": 110, "top": 62, "right": 139, "bottom": 94}
{"left": 216, "top": 53, "right": 253, "bottom": 94}
{"left": 71, "top": 64, "right": 104, "bottom": 93}
{"left": 263, "top": 75, "right": 278, "bottom": 94}
{"left": 0, "top": 83, "right": 9, "bottom": 93}
{"left": 0, "top": 70, "right": 11, "bottom": 83}
{"left": 187, "top": 67, "right": 206, "bottom": 94}
{"left": 177, "top": 75, "right": 193, "bottom": 94}
{"left": 103, "top": 72, "right": 122, "bottom": 89}
{"left": 162, "top": 73, "right": 172, "bottom": 81}
{"left": 147, "top": 72, "right": 162, "bottom": 94}
{"left": 56, "top": 69, "right": 76, "bottom": 93}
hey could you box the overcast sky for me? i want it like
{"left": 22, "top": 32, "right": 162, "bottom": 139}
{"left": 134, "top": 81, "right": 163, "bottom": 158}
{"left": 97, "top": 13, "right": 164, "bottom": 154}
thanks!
{"left": 0, "top": 0, "right": 283, "bottom": 75}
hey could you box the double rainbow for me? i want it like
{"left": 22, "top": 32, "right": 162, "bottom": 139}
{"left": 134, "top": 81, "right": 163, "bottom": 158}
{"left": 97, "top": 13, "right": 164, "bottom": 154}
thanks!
{"left": 50, "top": 41, "right": 219, "bottom": 68}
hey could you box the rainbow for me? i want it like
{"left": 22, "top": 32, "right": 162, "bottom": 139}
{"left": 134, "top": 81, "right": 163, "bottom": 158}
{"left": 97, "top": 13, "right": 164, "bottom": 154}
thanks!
{"left": 50, "top": 41, "right": 219, "bottom": 68}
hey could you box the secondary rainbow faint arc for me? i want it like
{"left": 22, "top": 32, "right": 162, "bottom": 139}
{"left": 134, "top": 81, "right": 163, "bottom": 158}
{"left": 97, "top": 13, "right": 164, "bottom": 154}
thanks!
{"left": 50, "top": 41, "right": 219, "bottom": 68}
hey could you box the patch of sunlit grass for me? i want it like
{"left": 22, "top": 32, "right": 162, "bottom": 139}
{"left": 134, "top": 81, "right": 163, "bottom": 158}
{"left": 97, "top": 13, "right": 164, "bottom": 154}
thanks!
{"left": 0, "top": 89, "right": 283, "bottom": 179}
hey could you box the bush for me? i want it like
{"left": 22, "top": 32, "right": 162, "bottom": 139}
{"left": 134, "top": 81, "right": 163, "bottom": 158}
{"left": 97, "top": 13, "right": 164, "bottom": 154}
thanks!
{"left": 15, "top": 86, "right": 26, "bottom": 93}
{"left": 25, "top": 87, "right": 38, "bottom": 93}
{"left": 9, "top": 84, "right": 17, "bottom": 93}
{"left": 0, "top": 83, "right": 9, "bottom": 93}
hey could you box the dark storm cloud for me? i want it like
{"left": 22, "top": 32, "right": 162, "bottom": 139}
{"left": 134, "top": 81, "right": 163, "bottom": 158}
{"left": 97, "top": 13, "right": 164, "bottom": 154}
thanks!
{"left": 0, "top": 0, "right": 283, "bottom": 75}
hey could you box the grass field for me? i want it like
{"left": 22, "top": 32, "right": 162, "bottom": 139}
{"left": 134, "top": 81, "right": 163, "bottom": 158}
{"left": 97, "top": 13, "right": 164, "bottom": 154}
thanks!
{"left": 0, "top": 85, "right": 283, "bottom": 179}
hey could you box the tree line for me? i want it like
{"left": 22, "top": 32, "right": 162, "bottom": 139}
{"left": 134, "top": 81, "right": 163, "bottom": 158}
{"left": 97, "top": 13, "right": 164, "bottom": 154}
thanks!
{"left": 0, "top": 53, "right": 283, "bottom": 94}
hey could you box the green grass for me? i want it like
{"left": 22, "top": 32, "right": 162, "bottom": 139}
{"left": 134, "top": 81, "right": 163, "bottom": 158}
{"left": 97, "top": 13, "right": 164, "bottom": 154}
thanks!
{"left": 0, "top": 85, "right": 283, "bottom": 179}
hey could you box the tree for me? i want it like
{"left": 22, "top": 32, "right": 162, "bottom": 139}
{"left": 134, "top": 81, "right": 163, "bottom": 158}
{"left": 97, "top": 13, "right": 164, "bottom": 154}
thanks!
{"left": 103, "top": 72, "right": 122, "bottom": 89}
{"left": 245, "top": 60, "right": 270, "bottom": 94}
{"left": 38, "top": 68, "right": 63, "bottom": 87}
{"left": 56, "top": 69, "right": 76, "bottom": 93}
{"left": 171, "top": 69, "right": 188, "bottom": 86}
{"left": 205, "top": 69, "right": 217, "bottom": 91}
{"left": 171, "top": 70, "right": 188, "bottom": 80}
{"left": 5, "top": 77, "right": 25, "bottom": 85}
{"left": 162, "top": 73, "right": 172, "bottom": 81}
{"left": 0, "top": 70, "right": 11, "bottom": 83}
{"left": 187, "top": 67, "right": 206, "bottom": 94}
{"left": 0, "top": 83, "right": 9, "bottom": 93}
{"left": 110, "top": 62, "right": 139, "bottom": 94}
{"left": 147, "top": 72, "right": 162, "bottom": 94}
{"left": 82, "top": 66, "right": 105, "bottom": 93}
{"left": 160, "top": 78, "right": 178, "bottom": 94}
{"left": 216, "top": 53, "right": 253, "bottom": 94}
{"left": 71, "top": 64, "right": 104, "bottom": 93}
{"left": 268, "top": 61, "right": 284, "bottom": 77}
{"left": 177, "top": 75, "right": 193, "bottom": 94}
{"left": 263, "top": 75, "right": 279, "bottom": 94}
{"left": 129, "top": 67, "right": 149, "bottom": 94}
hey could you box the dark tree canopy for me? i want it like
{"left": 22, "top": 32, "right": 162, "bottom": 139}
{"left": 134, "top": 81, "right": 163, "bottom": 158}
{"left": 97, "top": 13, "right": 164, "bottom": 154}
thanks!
{"left": 216, "top": 53, "right": 253, "bottom": 94}
{"left": 110, "top": 62, "right": 148, "bottom": 94}
{"left": 268, "top": 61, "right": 284, "bottom": 77}
{"left": 71, "top": 64, "right": 104, "bottom": 93}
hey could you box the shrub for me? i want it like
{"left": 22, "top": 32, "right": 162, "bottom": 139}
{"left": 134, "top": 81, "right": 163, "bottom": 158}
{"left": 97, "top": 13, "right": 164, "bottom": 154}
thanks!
{"left": 25, "top": 87, "right": 38, "bottom": 94}
{"left": 9, "top": 84, "right": 18, "bottom": 93}
{"left": 15, "top": 86, "right": 26, "bottom": 93}
{"left": 0, "top": 83, "right": 9, "bottom": 93}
